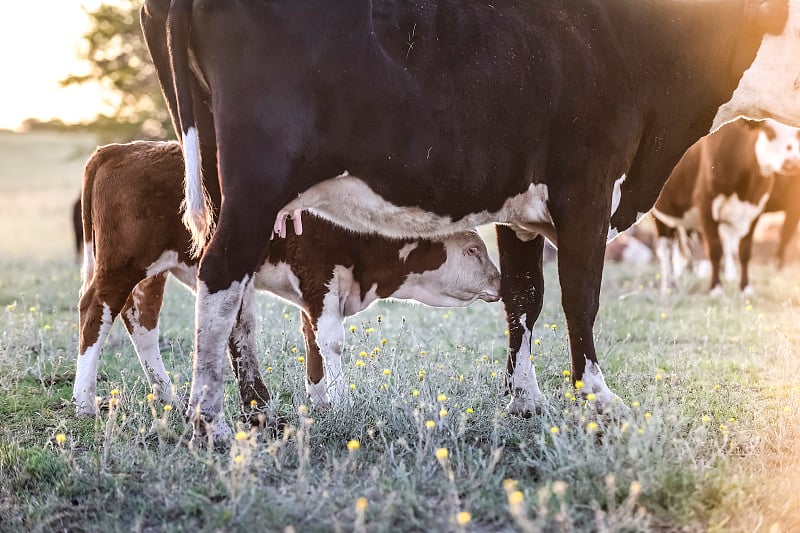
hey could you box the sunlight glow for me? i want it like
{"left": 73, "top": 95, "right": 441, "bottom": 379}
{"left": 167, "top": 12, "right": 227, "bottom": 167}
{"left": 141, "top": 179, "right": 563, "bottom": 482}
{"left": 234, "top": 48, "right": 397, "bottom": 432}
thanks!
{"left": 0, "top": 1, "right": 111, "bottom": 130}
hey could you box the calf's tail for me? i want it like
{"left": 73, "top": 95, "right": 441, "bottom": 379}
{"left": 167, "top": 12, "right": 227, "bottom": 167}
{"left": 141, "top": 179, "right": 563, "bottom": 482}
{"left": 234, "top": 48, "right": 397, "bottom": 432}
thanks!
{"left": 167, "top": 0, "right": 213, "bottom": 257}
{"left": 79, "top": 149, "right": 101, "bottom": 295}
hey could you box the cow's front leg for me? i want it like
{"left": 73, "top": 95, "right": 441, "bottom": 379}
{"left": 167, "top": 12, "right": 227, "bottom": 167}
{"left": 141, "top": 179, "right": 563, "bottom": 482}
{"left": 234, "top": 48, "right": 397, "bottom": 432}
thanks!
{"left": 227, "top": 280, "right": 272, "bottom": 425}
{"left": 496, "top": 226, "right": 547, "bottom": 416}
{"left": 554, "top": 211, "right": 624, "bottom": 412}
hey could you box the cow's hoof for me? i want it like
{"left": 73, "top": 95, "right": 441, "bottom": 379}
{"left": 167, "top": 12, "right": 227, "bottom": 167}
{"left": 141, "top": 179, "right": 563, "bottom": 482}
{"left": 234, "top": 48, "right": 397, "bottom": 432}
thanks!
{"left": 741, "top": 285, "right": 754, "bottom": 297}
{"left": 506, "top": 393, "right": 546, "bottom": 417}
{"left": 73, "top": 396, "right": 98, "bottom": 418}
{"left": 709, "top": 285, "right": 724, "bottom": 298}
{"left": 590, "top": 393, "right": 630, "bottom": 417}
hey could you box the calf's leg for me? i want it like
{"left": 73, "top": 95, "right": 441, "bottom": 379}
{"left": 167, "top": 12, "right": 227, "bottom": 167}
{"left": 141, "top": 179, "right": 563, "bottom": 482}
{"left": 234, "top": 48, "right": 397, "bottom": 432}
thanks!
{"left": 119, "top": 273, "right": 179, "bottom": 407}
{"left": 301, "top": 313, "right": 329, "bottom": 408}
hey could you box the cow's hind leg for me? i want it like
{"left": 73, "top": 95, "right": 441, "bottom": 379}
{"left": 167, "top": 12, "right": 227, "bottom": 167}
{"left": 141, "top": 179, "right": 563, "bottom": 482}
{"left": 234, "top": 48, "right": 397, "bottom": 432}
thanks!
{"left": 301, "top": 313, "right": 329, "bottom": 408}
{"left": 119, "top": 273, "right": 180, "bottom": 408}
{"left": 496, "top": 226, "right": 547, "bottom": 416}
{"left": 553, "top": 201, "right": 624, "bottom": 412}
{"left": 227, "top": 281, "right": 272, "bottom": 426}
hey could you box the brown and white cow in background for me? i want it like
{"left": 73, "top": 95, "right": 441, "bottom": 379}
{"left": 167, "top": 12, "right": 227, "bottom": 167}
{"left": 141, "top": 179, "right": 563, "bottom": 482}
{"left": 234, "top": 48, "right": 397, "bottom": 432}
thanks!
{"left": 74, "top": 141, "right": 501, "bottom": 417}
{"left": 653, "top": 119, "right": 800, "bottom": 295}
{"left": 762, "top": 171, "right": 800, "bottom": 267}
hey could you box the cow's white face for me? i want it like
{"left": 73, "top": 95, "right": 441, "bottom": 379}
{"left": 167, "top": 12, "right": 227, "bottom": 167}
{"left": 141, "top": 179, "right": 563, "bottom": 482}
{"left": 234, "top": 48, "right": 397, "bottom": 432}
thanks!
{"left": 398, "top": 231, "right": 501, "bottom": 307}
{"left": 755, "top": 119, "right": 800, "bottom": 175}
{"left": 713, "top": 0, "right": 800, "bottom": 130}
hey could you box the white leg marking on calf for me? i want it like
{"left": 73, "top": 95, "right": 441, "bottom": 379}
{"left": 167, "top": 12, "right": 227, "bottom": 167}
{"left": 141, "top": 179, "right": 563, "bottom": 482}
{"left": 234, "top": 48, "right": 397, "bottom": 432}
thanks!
{"left": 73, "top": 302, "right": 113, "bottom": 416}
{"left": 124, "top": 292, "right": 174, "bottom": 406}
{"left": 316, "top": 290, "right": 347, "bottom": 407}
{"left": 506, "top": 314, "right": 545, "bottom": 415}
{"left": 306, "top": 379, "right": 330, "bottom": 409}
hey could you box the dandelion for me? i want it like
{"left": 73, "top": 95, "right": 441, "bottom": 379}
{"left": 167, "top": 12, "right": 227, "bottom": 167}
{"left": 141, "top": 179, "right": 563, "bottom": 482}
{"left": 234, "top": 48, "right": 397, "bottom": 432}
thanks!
{"left": 550, "top": 426, "right": 559, "bottom": 435}
{"left": 163, "top": 405, "right": 173, "bottom": 412}
{"left": 298, "top": 404, "right": 309, "bottom": 416}
{"left": 250, "top": 399, "right": 258, "bottom": 408}
{"left": 655, "top": 373, "right": 663, "bottom": 381}
{"left": 636, "top": 428, "right": 645, "bottom": 435}
{"left": 425, "top": 420, "right": 435, "bottom": 429}
{"left": 574, "top": 380, "right": 585, "bottom": 391}
{"left": 784, "top": 406, "right": 792, "bottom": 413}
{"left": 714, "top": 384, "right": 721, "bottom": 390}
{"left": 381, "top": 338, "right": 388, "bottom": 346}
{"left": 235, "top": 431, "right": 248, "bottom": 441}
{"left": 621, "top": 422, "right": 631, "bottom": 432}
{"left": 297, "top": 356, "right": 305, "bottom": 363}
{"left": 355, "top": 360, "right": 365, "bottom": 367}
{"left": 110, "top": 389, "right": 120, "bottom": 396}
{"left": 284, "top": 313, "right": 290, "bottom": 319}
{"left": 347, "top": 439, "right": 361, "bottom": 451}
{"left": 55, "top": 433, "right": 66, "bottom": 445}
{"left": 29, "top": 306, "right": 37, "bottom": 313}
{"left": 502, "top": 479, "right": 518, "bottom": 491}
{"left": 481, "top": 354, "right": 490, "bottom": 362}
{"left": 291, "top": 346, "right": 298, "bottom": 353}
{"left": 376, "top": 315, "right": 382, "bottom": 323}
{"left": 355, "top": 497, "right": 368, "bottom": 512}
{"left": 435, "top": 447, "right": 449, "bottom": 460}
{"left": 437, "top": 393, "right": 447, "bottom": 402}
{"left": 350, "top": 384, "right": 357, "bottom": 390}
{"left": 644, "top": 412, "right": 652, "bottom": 420}
{"left": 660, "top": 312, "right": 667, "bottom": 319}
{"left": 146, "top": 393, "right": 154, "bottom": 403}
{"left": 233, "top": 454, "right": 244, "bottom": 464}
{"left": 632, "top": 401, "right": 640, "bottom": 408}
{"left": 586, "top": 421, "right": 599, "bottom": 432}
{"left": 383, "top": 369, "right": 392, "bottom": 376}
{"left": 701, "top": 415, "right": 711, "bottom": 423}
{"left": 43, "top": 324, "right": 51, "bottom": 331}
{"left": 535, "top": 338, "right": 541, "bottom": 345}
{"left": 456, "top": 511, "right": 472, "bottom": 526}
{"left": 439, "top": 409, "right": 448, "bottom": 417}
{"left": 365, "top": 327, "right": 375, "bottom": 333}
{"left": 466, "top": 407, "right": 474, "bottom": 414}
{"left": 508, "top": 490, "right": 524, "bottom": 506}
{"left": 563, "top": 369, "right": 570, "bottom": 377}
{"left": 420, "top": 350, "right": 427, "bottom": 356}
{"left": 551, "top": 324, "right": 557, "bottom": 331}
{"left": 350, "top": 325, "right": 357, "bottom": 333}
{"left": 267, "top": 366, "right": 273, "bottom": 373}
{"left": 412, "top": 389, "right": 420, "bottom": 397}
{"left": 491, "top": 372, "right": 497, "bottom": 378}
{"left": 586, "top": 393, "right": 596, "bottom": 401}
{"left": 504, "top": 329, "right": 509, "bottom": 336}
{"left": 564, "top": 392, "right": 575, "bottom": 401}
{"left": 728, "top": 417, "right": 736, "bottom": 423}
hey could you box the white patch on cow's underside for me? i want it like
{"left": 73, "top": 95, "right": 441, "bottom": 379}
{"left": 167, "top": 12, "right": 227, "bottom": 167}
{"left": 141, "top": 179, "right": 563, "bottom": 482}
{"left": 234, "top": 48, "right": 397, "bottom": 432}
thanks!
{"left": 125, "top": 288, "right": 175, "bottom": 406}
{"left": 73, "top": 302, "right": 113, "bottom": 416}
{"left": 398, "top": 242, "right": 419, "bottom": 261}
{"left": 277, "top": 174, "right": 554, "bottom": 241}
{"left": 506, "top": 314, "right": 545, "bottom": 416}
{"left": 146, "top": 250, "right": 182, "bottom": 278}
{"left": 711, "top": 193, "right": 768, "bottom": 283}
{"left": 254, "top": 262, "right": 304, "bottom": 307}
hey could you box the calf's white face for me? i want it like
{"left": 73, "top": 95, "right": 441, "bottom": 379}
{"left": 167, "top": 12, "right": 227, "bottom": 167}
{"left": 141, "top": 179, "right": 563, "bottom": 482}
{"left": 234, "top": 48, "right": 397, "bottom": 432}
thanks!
{"left": 396, "top": 231, "right": 501, "bottom": 307}
{"left": 756, "top": 119, "right": 800, "bottom": 176}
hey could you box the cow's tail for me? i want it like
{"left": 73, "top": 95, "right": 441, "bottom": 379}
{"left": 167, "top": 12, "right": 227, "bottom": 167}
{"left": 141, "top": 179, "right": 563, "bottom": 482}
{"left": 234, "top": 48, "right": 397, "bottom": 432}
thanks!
{"left": 167, "top": 0, "right": 213, "bottom": 258}
{"left": 79, "top": 148, "right": 102, "bottom": 296}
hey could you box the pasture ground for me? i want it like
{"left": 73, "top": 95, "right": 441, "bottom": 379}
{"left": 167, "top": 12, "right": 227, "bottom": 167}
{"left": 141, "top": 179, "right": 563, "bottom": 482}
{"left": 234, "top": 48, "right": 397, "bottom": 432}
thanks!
{"left": 1, "top": 131, "right": 799, "bottom": 532}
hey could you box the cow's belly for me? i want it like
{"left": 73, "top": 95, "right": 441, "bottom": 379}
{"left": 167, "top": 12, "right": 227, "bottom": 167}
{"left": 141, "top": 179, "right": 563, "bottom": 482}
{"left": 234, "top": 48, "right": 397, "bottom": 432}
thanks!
{"left": 711, "top": 193, "right": 768, "bottom": 238}
{"left": 280, "top": 173, "right": 556, "bottom": 242}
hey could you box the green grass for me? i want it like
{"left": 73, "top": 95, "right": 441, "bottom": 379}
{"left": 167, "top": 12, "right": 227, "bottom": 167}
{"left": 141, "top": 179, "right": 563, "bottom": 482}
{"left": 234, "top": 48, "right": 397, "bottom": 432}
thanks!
{"left": 2, "top": 131, "right": 800, "bottom": 531}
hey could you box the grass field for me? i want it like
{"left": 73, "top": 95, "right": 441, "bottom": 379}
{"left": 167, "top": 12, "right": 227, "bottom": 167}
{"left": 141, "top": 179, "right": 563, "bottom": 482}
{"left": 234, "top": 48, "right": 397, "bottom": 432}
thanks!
{"left": 1, "top": 131, "right": 800, "bottom": 531}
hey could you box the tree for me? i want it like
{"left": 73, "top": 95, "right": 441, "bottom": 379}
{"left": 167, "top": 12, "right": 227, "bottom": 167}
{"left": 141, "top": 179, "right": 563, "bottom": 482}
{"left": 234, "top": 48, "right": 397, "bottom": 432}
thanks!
{"left": 61, "top": 0, "right": 173, "bottom": 142}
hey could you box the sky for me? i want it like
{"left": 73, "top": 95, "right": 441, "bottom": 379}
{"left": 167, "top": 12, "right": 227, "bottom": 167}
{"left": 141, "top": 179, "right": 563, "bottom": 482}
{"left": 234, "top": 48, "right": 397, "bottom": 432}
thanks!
{"left": 0, "top": 1, "right": 109, "bottom": 130}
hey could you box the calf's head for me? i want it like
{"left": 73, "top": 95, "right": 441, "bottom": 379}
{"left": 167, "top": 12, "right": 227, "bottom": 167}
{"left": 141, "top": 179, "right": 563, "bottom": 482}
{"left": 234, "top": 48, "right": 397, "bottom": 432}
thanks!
{"left": 754, "top": 119, "right": 800, "bottom": 175}
{"left": 399, "top": 231, "right": 501, "bottom": 307}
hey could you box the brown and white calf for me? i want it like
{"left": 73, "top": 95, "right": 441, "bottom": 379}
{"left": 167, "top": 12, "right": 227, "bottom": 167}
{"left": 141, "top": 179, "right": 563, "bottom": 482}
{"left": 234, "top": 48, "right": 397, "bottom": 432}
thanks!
{"left": 762, "top": 171, "right": 800, "bottom": 267}
{"left": 74, "top": 141, "right": 501, "bottom": 416}
{"left": 652, "top": 119, "right": 800, "bottom": 295}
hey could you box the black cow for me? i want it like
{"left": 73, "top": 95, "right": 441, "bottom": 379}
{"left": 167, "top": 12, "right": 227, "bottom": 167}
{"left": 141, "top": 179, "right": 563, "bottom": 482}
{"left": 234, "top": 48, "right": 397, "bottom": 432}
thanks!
{"left": 140, "top": 0, "right": 800, "bottom": 444}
